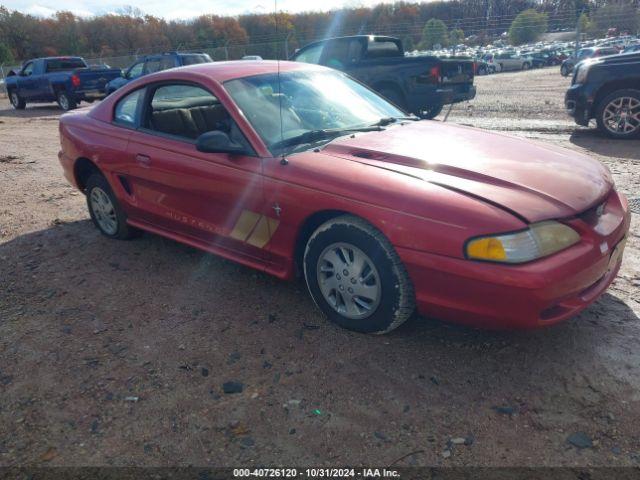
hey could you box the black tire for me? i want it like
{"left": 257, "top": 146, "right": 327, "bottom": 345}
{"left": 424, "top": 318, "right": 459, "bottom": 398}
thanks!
{"left": 9, "top": 90, "right": 26, "bottom": 110}
{"left": 57, "top": 91, "right": 77, "bottom": 111}
{"left": 303, "top": 215, "right": 415, "bottom": 334}
{"left": 378, "top": 86, "right": 407, "bottom": 111}
{"left": 85, "top": 173, "right": 139, "bottom": 240}
{"left": 560, "top": 64, "right": 570, "bottom": 77}
{"left": 595, "top": 89, "right": 640, "bottom": 140}
{"left": 419, "top": 104, "right": 444, "bottom": 120}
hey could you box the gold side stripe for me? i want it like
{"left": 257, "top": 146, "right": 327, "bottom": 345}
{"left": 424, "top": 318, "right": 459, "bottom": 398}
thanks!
{"left": 230, "top": 210, "right": 280, "bottom": 248}
{"left": 230, "top": 210, "right": 261, "bottom": 242}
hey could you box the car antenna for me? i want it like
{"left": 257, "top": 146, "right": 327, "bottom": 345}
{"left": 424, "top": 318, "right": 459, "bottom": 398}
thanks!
{"left": 275, "top": 0, "right": 288, "bottom": 166}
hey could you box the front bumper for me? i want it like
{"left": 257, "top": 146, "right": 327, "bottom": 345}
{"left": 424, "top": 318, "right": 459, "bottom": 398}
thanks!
{"left": 398, "top": 190, "right": 631, "bottom": 329}
{"left": 565, "top": 83, "right": 596, "bottom": 126}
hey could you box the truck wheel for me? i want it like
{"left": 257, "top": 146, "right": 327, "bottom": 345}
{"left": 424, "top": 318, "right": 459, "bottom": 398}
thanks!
{"left": 9, "top": 90, "right": 26, "bottom": 110}
{"left": 57, "top": 91, "right": 77, "bottom": 111}
{"left": 419, "top": 104, "right": 444, "bottom": 120}
{"left": 596, "top": 89, "right": 640, "bottom": 139}
{"left": 303, "top": 215, "right": 415, "bottom": 334}
{"left": 85, "top": 174, "right": 139, "bottom": 240}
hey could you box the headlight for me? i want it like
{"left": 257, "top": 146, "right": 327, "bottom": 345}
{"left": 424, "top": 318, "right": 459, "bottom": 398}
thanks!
{"left": 575, "top": 64, "right": 590, "bottom": 84}
{"left": 466, "top": 221, "right": 580, "bottom": 264}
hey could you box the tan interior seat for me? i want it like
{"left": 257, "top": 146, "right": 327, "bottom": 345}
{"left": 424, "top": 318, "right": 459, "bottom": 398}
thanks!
{"left": 151, "top": 108, "right": 199, "bottom": 138}
{"left": 151, "top": 105, "right": 230, "bottom": 139}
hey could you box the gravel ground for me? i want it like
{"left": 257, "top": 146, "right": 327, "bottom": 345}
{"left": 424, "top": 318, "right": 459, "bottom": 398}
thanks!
{"left": 0, "top": 67, "right": 639, "bottom": 468}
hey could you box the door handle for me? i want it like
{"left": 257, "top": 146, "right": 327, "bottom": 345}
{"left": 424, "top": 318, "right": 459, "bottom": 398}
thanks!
{"left": 136, "top": 154, "right": 151, "bottom": 165}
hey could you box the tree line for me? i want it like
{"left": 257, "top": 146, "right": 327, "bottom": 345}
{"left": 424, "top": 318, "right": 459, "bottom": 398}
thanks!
{"left": 0, "top": 0, "right": 638, "bottom": 65}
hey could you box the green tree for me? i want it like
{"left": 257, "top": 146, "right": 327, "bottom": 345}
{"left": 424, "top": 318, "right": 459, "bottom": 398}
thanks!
{"left": 421, "top": 18, "right": 448, "bottom": 49}
{"left": 449, "top": 28, "right": 465, "bottom": 45}
{"left": 508, "top": 9, "right": 548, "bottom": 45}
{"left": 577, "top": 12, "right": 591, "bottom": 36}
{"left": 0, "top": 42, "right": 13, "bottom": 63}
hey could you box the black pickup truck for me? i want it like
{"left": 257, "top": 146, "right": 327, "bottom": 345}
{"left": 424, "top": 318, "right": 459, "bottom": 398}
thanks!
{"left": 565, "top": 52, "right": 640, "bottom": 139}
{"left": 291, "top": 35, "right": 476, "bottom": 119}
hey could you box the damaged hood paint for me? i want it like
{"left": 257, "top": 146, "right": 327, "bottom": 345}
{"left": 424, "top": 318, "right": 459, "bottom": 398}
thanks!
{"left": 321, "top": 121, "right": 613, "bottom": 223}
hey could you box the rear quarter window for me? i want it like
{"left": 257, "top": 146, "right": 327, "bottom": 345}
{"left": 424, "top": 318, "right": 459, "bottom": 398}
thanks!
{"left": 114, "top": 89, "right": 144, "bottom": 127}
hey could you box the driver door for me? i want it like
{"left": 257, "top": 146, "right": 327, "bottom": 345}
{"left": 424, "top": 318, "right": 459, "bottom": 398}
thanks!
{"left": 122, "top": 82, "right": 271, "bottom": 262}
{"left": 18, "top": 62, "right": 38, "bottom": 100}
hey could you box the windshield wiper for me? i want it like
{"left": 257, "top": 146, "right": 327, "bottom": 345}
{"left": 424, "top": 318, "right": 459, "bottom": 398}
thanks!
{"left": 372, "top": 116, "right": 419, "bottom": 126}
{"left": 272, "top": 126, "right": 384, "bottom": 151}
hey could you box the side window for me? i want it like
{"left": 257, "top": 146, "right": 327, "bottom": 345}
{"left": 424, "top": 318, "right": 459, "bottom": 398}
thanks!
{"left": 147, "top": 84, "right": 227, "bottom": 140}
{"left": 114, "top": 89, "right": 143, "bottom": 127}
{"left": 294, "top": 44, "right": 323, "bottom": 64}
{"left": 145, "top": 83, "right": 252, "bottom": 151}
{"left": 321, "top": 40, "right": 351, "bottom": 70}
{"left": 22, "top": 62, "right": 34, "bottom": 76}
{"left": 144, "top": 59, "right": 162, "bottom": 74}
{"left": 127, "top": 62, "right": 144, "bottom": 79}
{"left": 160, "top": 56, "right": 176, "bottom": 70}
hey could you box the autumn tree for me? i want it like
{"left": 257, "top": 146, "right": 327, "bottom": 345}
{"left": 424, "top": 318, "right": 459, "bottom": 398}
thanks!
{"left": 508, "top": 9, "right": 548, "bottom": 45}
{"left": 0, "top": 42, "right": 13, "bottom": 63}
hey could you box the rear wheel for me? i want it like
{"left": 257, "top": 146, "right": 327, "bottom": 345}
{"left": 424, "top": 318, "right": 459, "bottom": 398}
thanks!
{"left": 9, "top": 90, "right": 26, "bottom": 110}
{"left": 419, "top": 104, "right": 444, "bottom": 120}
{"left": 57, "top": 91, "right": 77, "bottom": 111}
{"left": 596, "top": 89, "right": 640, "bottom": 139}
{"left": 86, "top": 174, "right": 139, "bottom": 239}
{"left": 303, "top": 215, "right": 415, "bottom": 334}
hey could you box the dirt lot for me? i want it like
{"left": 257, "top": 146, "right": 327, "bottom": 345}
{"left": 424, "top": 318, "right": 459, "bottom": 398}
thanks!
{"left": 1, "top": 67, "right": 639, "bottom": 468}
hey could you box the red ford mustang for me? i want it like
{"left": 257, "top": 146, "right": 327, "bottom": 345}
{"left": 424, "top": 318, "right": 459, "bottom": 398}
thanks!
{"left": 58, "top": 61, "right": 630, "bottom": 334}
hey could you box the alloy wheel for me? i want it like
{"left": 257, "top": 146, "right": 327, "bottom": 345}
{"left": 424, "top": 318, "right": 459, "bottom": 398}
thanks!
{"left": 58, "top": 94, "right": 70, "bottom": 111}
{"left": 90, "top": 187, "right": 118, "bottom": 235}
{"left": 602, "top": 96, "right": 640, "bottom": 135}
{"left": 316, "top": 242, "right": 381, "bottom": 320}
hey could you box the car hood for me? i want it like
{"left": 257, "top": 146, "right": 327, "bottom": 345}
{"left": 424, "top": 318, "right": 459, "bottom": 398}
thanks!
{"left": 321, "top": 121, "right": 612, "bottom": 223}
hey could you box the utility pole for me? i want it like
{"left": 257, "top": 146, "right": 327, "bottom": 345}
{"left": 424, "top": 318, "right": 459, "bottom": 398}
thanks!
{"left": 224, "top": 40, "right": 230, "bottom": 60}
{"left": 284, "top": 32, "right": 292, "bottom": 59}
{"left": 575, "top": 9, "right": 584, "bottom": 57}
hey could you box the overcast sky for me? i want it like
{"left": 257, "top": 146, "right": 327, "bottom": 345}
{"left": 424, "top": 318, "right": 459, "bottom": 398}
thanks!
{"left": 2, "top": 0, "right": 402, "bottom": 19}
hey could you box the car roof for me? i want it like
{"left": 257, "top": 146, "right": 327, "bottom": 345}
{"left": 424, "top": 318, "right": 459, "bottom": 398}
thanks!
{"left": 145, "top": 60, "right": 324, "bottom": 83}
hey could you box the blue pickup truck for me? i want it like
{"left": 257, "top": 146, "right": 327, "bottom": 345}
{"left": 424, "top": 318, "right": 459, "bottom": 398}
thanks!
{"left": 6, "top": 56, "right": 122, "bottom": 111}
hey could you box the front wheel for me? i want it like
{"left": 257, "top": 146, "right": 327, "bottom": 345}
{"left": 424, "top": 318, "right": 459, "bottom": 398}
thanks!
{"left": 303, "top": 215, "right": 415, "bottom": 334}
{"left": 596, "top": 89, "right": 640, "bottom": 139}
{"left": 57, "top": 91, "right": 77, "bottom": 111}
{"left": 9, "top": 90, "right": 26, "bottom": 110}
{"left": 418, "top": 104, "right": 444, "bottom": 119}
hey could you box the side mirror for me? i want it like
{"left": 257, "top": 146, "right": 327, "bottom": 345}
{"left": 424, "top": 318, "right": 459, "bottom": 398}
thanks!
{"left": 196, "top": 131, "right": 246, "bottom": 155}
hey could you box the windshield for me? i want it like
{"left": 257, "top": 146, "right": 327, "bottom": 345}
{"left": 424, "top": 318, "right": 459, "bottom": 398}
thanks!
{"left": 224, "top": 69, "right": 404, "bottom": 153}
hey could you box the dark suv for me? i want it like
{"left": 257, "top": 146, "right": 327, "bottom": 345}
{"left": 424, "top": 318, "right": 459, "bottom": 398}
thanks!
{"left": 565, "top": 52, "right": 640, "bottom": 138}
{"left": 106, "top": 52, "right": 212, "bottom": 94}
